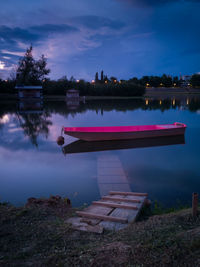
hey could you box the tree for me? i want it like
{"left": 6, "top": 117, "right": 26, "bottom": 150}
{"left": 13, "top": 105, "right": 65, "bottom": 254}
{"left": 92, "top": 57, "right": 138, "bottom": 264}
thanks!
{"left": 161, "top": 74, "right": 172, "bottom": 87}
{"left": 16, "top": 46, "right": 50, "bottom": 85}
{"left": 110, "top": 76, "right": 117, "bottom": 83}
{"left": 101, "top": 70, "right": 104, "bottom": 82}
{"left": 191, "top": 74, "right": 200, "bottom": 87}
{"left": 128, "top": 77, "right": 139, "bottom": 84}
{"left": 95, "top": 72, "right": 99, "bottom": 83}
{"left": 172, "top": 76, "right": 179, "bottom": 86}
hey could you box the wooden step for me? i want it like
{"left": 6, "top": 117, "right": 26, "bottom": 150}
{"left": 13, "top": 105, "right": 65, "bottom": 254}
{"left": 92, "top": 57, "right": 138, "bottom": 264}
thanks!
{"left": 92, "top": 201, "right": 138, "bottom": 210}
{"left": 109, "top": 191, "right": 148, "bottom": 197}
{"left": 76, "top": 211, "right": 128, "bottom": 223}
{"left": 102, "top": 196, "right": 141, "bottom": 203}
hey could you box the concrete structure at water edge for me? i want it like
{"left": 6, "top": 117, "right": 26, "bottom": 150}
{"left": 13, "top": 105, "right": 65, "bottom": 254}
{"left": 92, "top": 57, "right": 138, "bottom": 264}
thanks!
{"left": 15, "top": 85, "right": 43, "bottom": 99}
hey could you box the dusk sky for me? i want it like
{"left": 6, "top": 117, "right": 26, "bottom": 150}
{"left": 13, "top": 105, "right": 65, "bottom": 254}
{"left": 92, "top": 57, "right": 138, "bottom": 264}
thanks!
{"left": 0, "top": 0, "right": 200, "bottom": 81}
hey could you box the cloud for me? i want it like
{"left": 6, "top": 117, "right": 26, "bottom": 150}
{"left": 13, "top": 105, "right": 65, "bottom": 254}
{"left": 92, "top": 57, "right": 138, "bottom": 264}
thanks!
{"left": 30, "top": 24, "right": 79, "bottom": 35}
{"left": 0, "top": 25, "right": 39, "bottom": 43}
{"left": 116, "top": 0, "right": 200, "bottom": 7}
{"left": 69, "top": 15, "right": 125, "bottom": 30}
{"left": 0, "top": 16, "right": 127, "bottom": 79}
{"left": 0, "top": 23, "right": 79, "bottom": 77}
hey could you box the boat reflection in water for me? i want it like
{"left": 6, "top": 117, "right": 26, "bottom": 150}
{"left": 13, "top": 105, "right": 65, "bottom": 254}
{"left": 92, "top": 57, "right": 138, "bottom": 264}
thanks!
{"left": 62, "top": 135, "right": 185, "bottom": 155}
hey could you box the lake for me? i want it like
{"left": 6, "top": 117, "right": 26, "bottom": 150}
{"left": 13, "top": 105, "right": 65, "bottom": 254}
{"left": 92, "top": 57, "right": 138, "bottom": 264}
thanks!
{"left": 0, "top": 96, "right": 200, "bottom": 209}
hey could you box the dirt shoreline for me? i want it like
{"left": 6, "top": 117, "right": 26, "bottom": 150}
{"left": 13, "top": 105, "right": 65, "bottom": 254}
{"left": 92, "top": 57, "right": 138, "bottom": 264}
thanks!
{"left": 0, "top": 198, "right": 199, "bottom": 266}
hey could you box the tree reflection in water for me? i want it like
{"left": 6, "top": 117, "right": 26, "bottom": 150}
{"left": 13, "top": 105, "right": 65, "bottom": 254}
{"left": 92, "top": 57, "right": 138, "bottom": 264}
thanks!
{"left": 17, "top": 112, "right": 52, "bottom": 147}
{"left": 1, "top": 95, "right": 200, "bottom": 147}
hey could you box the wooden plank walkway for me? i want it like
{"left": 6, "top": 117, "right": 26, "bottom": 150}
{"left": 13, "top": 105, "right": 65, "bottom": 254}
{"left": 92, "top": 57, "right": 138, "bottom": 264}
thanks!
{"left": 66, "top": 191, "right": 148, "bottom": 233}
{"left": 97, "top": 155, "right": 131, "bottom": 196}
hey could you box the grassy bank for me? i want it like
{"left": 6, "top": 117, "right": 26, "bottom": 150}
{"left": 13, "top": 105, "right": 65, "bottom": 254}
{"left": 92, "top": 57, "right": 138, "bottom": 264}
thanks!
{"left": 0, "top": 199, "right": 200, "bottom": 266}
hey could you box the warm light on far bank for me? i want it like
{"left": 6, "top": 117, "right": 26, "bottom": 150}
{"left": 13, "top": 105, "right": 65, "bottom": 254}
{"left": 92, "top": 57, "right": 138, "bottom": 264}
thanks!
{"left": 76, "top": 80, "right": 79, "bottom": 83}
{"left": 159, "top": 100, "right": 162, "bottom": 105}
{"left": 91, "top": 80, "right": 95, "bottom": 83}
{"left": 105, "top": 80, "right": 108, "bottom": 84}
{"left": 145, "top": 99, "right": 149, "bottom": 105}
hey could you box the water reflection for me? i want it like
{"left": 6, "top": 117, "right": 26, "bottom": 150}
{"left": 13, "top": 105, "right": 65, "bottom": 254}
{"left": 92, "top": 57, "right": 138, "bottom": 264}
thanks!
{"left": 63, "top": 135, "right": 185, "bottom": 154}
{"left": 0, "top": 95, "right": 200, "bottom": 208}
{"left": 17, "top": 112, "right": 52, "bottom": 147}
{"left": 1, "top": 95, "right": 200, "bottom": 148}
{"left": 18, "top": 100, "right": 43, "bottom": 114}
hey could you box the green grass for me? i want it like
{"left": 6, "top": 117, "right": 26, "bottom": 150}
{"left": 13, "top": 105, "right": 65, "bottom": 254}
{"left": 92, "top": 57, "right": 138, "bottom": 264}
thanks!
{"left": 0, "top": 202, "right": 200, "bottom": 266}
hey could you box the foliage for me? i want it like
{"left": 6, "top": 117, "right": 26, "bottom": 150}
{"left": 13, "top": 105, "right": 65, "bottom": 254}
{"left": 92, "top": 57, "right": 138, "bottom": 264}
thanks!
{"left": 43, "top": 79, "right": 145, "bottom": 96}
{"left": 0, "top": 79, "right": 15, "bottom": 94}
{"left": 191, "top": 74, "right": 200, "bottom": 87}
{"left": 16, "top": 46, "right": 50, "bottom": 85}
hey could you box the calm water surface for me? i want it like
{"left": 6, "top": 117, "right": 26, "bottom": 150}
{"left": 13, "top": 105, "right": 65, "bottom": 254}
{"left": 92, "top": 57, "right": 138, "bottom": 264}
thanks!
{"left": 0, "top": 97, "right": 200, "bottom": 208}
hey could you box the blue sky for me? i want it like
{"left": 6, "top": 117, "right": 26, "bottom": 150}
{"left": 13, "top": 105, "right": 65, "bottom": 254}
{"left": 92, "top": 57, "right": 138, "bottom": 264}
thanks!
{"left": 0, "top": 0, "right": 200, "bottom": 80}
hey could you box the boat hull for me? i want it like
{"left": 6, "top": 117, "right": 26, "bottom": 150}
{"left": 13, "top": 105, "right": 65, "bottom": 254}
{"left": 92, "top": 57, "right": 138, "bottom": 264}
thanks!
{"left": 62, "top": 135, "right": 185, "bottom": 154}
{"left": 63, "top": 123, "right": 186, "bottom": 141}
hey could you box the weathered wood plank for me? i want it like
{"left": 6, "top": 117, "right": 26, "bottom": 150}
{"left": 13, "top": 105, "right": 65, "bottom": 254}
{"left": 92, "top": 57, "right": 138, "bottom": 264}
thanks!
{"left": 92, "top": 201, "right": 138, "bottom": 210}
{"left": 97, "top": 175, "right": 128, "bottom": 183}
{"left": 80, "top": 218, "right": 100, "bottom": 226}
{"left": 100, "top": 194, "right": 147, "bottom": 230}
{"left": 102, "top": 196, "right": 141, "bottom": 203}
{"left": 66, "top": 217, "right": 104, "bottom": 233}
{"left": 98, "top": 155, "right": 120, "bottom": 162}
{"left": 109, "top": 191, "right": 148, "bottom": 197}
{"left": 85, "top": 204, "right": 112, "bottom": 215}
{"left": 76, "top": 211, "right": 128, "bottom": 223}
{"left": 98, "top": 183, "right": 131, "bottom": 197}
{"left": 98, "top": 168, "right": 126, "bottom": 176}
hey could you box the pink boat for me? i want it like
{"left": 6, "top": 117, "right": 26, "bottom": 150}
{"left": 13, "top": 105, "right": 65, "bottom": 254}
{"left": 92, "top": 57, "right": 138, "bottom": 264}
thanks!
{"left": 63, "top": 122, "right": 186, "bottom": 141}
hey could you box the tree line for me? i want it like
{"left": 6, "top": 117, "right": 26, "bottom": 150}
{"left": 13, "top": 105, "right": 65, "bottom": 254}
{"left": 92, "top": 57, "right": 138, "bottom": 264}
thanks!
{"left": 0, "top": 46, "right": 200, "bottom": 96}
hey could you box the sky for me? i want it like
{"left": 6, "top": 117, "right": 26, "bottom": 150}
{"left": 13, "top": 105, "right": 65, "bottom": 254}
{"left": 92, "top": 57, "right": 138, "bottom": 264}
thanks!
{"left": 0, "top": 0, "right": 200, "bottom": 81}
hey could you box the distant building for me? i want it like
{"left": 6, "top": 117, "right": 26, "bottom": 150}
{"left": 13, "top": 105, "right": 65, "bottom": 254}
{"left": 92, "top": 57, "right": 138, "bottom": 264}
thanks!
{"left": 180, "top": 75, "right": 192, "bottom": 87}
{"left": 15, "top": 86, "right": 43, "bottom": 99}
{"left": 181, "top": 75, "right": 191, "bottom": 82}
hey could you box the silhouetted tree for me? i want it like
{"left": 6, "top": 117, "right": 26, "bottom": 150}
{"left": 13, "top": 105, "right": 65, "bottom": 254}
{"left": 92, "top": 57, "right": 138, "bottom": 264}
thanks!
{"left": 101, "top": 70, "right": 104, "bottom": 82}
{"left": 173, "top": 76, "right": 179, "bottom": 86}
{"left": 95, "top": 72, "right": 99, "bottom": 83}
{"left": 161, "top": 74, "right": 172, "bottom": 87}
{"left": 110, "top": 76, "right": 117, "bottom": 83}
{"left": 16, "top": 46, "right": 50, "bottom": 85}
{"left": 129, "top": 77, "right": 139, "bottom": 84}
{"left": 191, "top": 74, "right": 200, "bottom": 87}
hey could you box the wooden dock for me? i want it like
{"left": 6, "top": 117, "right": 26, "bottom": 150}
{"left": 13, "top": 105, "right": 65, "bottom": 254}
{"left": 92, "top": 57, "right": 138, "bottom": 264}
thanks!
{"left": 67, "top": 191, "right": 148, "bottom": 233}
{"left": 97, "top": 155, "right": 131, "bottom": 196}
